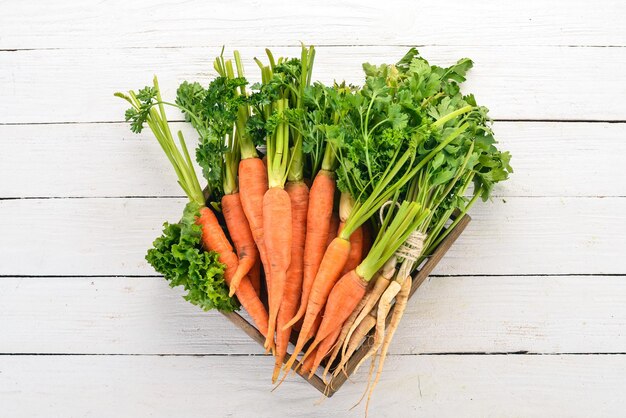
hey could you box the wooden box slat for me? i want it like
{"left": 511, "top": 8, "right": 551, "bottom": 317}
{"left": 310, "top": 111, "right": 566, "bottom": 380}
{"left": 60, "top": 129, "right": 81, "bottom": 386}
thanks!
{"left": 221, "top": 213, "right": 471, "bottom": 396}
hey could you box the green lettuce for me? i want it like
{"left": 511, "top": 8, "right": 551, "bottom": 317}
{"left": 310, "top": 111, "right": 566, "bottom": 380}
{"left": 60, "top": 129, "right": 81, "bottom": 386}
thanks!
{"left": 146, "top": 202, "right": 239, "bottom": 312}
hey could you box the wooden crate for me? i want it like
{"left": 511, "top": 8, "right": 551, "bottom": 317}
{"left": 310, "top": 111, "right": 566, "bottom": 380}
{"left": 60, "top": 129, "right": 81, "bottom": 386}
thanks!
{"left": 220, "top": 213, "right": 471, "bottom": 396}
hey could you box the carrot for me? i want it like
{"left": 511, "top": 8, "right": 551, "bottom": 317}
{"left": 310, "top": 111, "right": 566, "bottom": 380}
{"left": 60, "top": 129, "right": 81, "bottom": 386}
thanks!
{"left": 342, "top": 265, "right": 395, "bottom": 360}
{"left": 221, "top": 192, "right": 259, "bottom": 297}
{"left": 336, "top": 193, "right": 364, "bottom": 275}
{"left": 282, "top": 236, "right": 350, "bottom": 372}
{"left": 308, "top": 321, "right": 342, "bottom": 378}
{"left": 263, "top": 186, "right": 292, "bottom": 349}
{"left": 249, "top": 257, "right": 262, "bottom": 298}
{"left": 339, "top": 223, "right": 364, "bottom": 276}
{"left": 272, "top": 181, "right": 309, "bottom": 383}
{"left": 284, "top": 170, "right": 336, "bottom": 329}
{"left": 322, "top": 291, "right": 370, "bottom": 381}
{"left": 298, "top": 346, "right": 318, "bottom": 376}
{"left": 239, "top": 157, "right": 271, "bottom": 296}
{"left": 333, "top": 271, "right": 394, "bottom": 378}
{"left": 299, "top": 269, "right": 367, "bottom": 366}
{"left": 197, "top": 206, "right": 269, "bottom": 337}
{"left": 326, "top": 211, "right": 340, "bottom": 249}
{"left": 307, "top": 310, "right": 323, "bottom": 341}
{"left": 293, "top": 309, "right": 321, "bottom": 338}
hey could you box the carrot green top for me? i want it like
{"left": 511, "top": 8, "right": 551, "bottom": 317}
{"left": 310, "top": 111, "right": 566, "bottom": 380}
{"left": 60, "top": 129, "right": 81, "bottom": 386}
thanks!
{"left": 247, "top": 45, "right": 316, "bottom": 188}
{"left": 115, "top": 77, "right": 205, "bottom": 207}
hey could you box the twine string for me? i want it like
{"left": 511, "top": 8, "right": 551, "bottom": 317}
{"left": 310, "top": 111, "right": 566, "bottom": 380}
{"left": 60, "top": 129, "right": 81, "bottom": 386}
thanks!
{"left": 378, "top": 200, "right": 401, "bottom": 225}
{"left": 395, "top": 230, "right": 427, "bottom": 279}
{"left": 395, "top": 230, "right": 427, "bottom": 263}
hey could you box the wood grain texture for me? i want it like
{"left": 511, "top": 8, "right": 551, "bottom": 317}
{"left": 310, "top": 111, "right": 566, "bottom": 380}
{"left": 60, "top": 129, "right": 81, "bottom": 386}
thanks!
{"left": 1, "top": 0, "right": 625, "bottom": 49}
{"left": 2, "top": 355, "right": 625, "bottom": 418}
{"left": 2, "top": 122, "right": 624, "bottom": 198}
{"left": 1, "top": 46, "right": 624, "bottom": 123}
{"left": 2, "top": 275, "right": 625, "bottom": 355}
{"left": 0, "top": 197, "right": 622, "bottom": 276}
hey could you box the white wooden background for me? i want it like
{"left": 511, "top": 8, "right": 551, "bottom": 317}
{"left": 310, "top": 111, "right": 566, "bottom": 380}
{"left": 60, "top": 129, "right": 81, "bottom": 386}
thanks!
{"left": 1, "top": 1, "right": 626, "bottom": 417}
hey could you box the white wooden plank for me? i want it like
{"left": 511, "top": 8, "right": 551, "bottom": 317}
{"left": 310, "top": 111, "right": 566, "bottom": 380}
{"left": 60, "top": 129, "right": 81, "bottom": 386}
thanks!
{"left": 2, "top": 122, "right": 624, "bottom": 198}
{"left": 1, "top": 46, "right": 624, "bottom": 123}
{"left": 493, "top": 122, "right": 626, "bottom": 198}
{"left": 0, "top": 122, "right": 200, "bottom": 198}
{"left": 434, "top": 196, "right": 626, "bottom": 275}
{"left": 1, "top": 276, "right": 625, "bottom": 355}
{"left": 0, "top": 197, "right": 622, "bottom": 276}
{"left": 1, "top": 354, "right": 625, "bottom": 418}
{"left": 0, "top": 197, "right": 186, "bottom": 276}
{"left": 1, "top": 0, "right": 624, "bottom": 49}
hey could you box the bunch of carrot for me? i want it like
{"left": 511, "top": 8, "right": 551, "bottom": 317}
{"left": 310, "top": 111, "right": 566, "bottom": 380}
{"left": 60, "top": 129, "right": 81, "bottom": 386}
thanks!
{"left": 117, "top": 45, "right": 511, "bottom": 408}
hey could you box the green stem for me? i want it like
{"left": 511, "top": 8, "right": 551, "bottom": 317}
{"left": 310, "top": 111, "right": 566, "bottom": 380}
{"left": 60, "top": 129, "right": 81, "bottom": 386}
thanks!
{"left": 432, "top": 104, "right": 473, "bottom": 128}
{"left": 120, "top": 77, "right": 205, "bottom": 206}
{"left": 341, "top": 122, "right": 469, "bottom": 240}
{"left": 356, "top": 201, "right": 428, "bottom": 281}
{"left": 267, "top": 98, "right": 290, "bottom": 188}
{"left": 321, "top": 140, "right": 336, "bottom": 171}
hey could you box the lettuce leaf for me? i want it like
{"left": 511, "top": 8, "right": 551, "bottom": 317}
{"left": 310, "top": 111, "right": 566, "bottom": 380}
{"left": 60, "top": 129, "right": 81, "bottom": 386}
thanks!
{"left": 146, "top": 202, "right": 239, "bottom": 312}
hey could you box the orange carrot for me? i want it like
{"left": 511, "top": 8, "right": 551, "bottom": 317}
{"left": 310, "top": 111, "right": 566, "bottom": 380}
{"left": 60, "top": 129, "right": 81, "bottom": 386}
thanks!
{"left": 294, "top": 308, "right": 322, "bottom": 338}
{"left": 197, "top": 207, "right": 269, "bottom": 337}
{"left": 339, "top": 223, "right": 364, "bottom": 276}
{"left": 263, "top": 187, "right": 292, "bottom": 349}
{"left": 326, "top": 211, "right": 340, "bottom": 249}
{"left": 239, "top": 158, "right": 271, "bottom": 300}
{"left": 221, "top": 192, "right": 259, "bottom": 297}
{"left": 249, "top": 257, "right": 262, "bottom": 298}
{"left": 309, "top": 322, "right": 342, "bottom": 378}
{"left": 307, "top": 311, "right": 323, "bottom": 341}
{"left": 284, "top": 170, "right": 336, "bottom": 329}
{"left": 300, "top": 269, "right": 367, "bottom": 364}
{"left": 283, "top": 236, "right": 350, "bottom": 371}
{"left": 298, "top": 346, "right": 318, "bottom": 376}
{"left": 272, "top": 181, "right": 309, "bottom": 383}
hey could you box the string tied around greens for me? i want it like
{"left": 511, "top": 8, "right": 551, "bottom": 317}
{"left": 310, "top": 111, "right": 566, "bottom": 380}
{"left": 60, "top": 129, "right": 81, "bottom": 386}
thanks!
{"left": 395, "top": 230, "right": 427, "bottom": 279}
